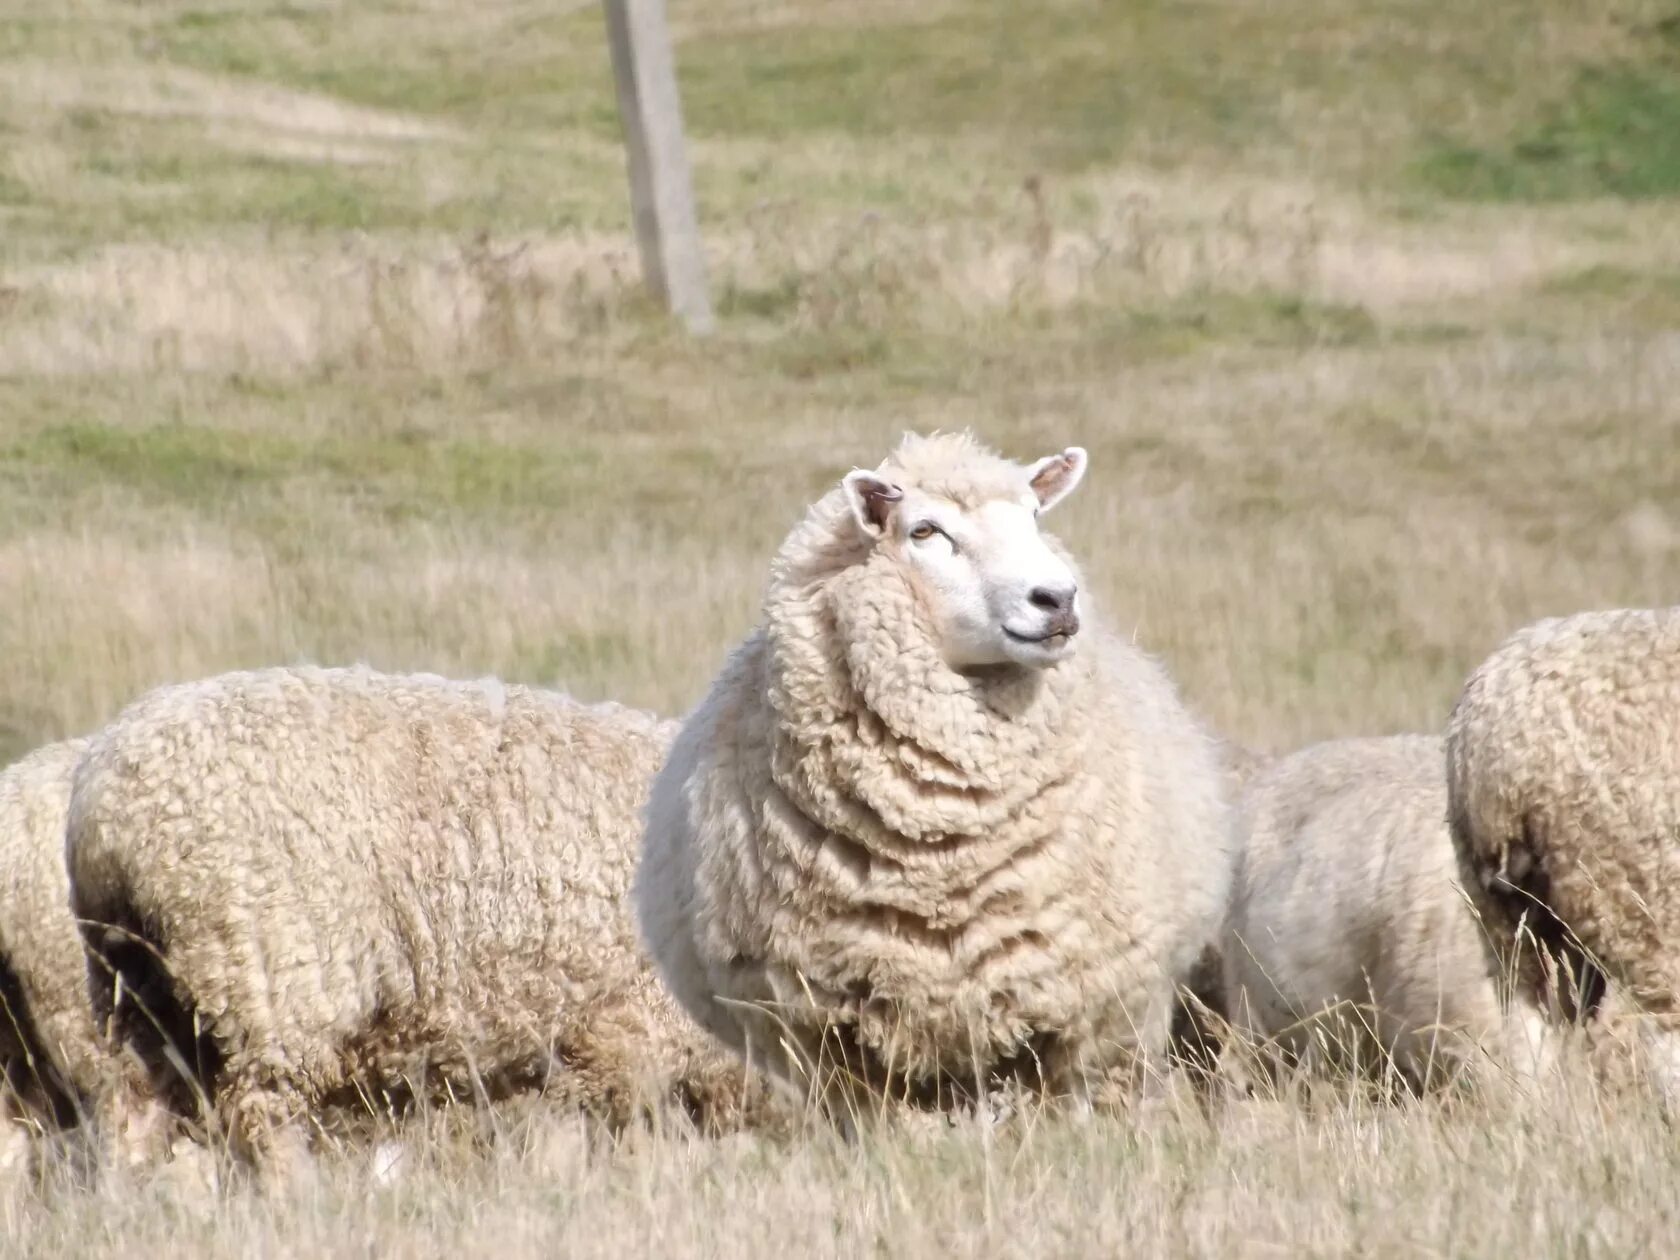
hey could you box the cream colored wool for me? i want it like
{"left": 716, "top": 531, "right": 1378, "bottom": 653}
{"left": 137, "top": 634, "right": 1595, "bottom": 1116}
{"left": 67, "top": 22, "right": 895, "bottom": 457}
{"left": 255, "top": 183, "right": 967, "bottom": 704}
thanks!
{"left": 1168, "top": 739, "right": 1270, "bottom": 1060}
{"left": 66, "top": 666, "right": 759, "bottom": 1163}
{"left": 0, "top": 739, "right": 97, "bottom": 1130}
{"left": 1447, "top": 608, "right": 1680, "bottom": 1061}
{"left": 637, "top": 433, "right": 1237, "bottom": 1117}
{"left": 1224, "top": 734, "right": 1548, "bottom": 1088}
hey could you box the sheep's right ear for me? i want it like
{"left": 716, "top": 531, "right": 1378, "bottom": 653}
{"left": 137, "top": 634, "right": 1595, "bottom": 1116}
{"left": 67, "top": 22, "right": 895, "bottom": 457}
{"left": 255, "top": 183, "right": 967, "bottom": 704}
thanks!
{"left": 842, "top": 470, "right": 903, "bottom": 539}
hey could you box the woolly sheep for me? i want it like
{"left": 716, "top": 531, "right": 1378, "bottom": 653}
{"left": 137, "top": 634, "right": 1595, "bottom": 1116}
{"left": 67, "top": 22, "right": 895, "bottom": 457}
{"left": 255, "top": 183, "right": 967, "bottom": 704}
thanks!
{"left": 1, "top": 739, "right": 99, "bottom": 1138}
{"left": 636, "top": 431, "right": 1237, "bottom": 1124}
{"left": 1446, "top": 606, "right": 1680, "bottom": 1094}
{"left": 67, "top": 665, "right": 762, "bottom": 1168}
{"left": 1224, "top": 734, "right": 1549, "bottom": 1089}
{"left": 1166, "top": 738, "right": 1271, "bottom": 1074}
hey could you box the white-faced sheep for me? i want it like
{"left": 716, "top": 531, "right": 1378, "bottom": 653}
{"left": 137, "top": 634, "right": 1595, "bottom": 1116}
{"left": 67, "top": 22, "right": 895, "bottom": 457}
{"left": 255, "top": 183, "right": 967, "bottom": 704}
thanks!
{"left": 1, "top": 739, "right": 98, "bottom": 1155}
{"left": 1446, "top": 606, "right": 1680, "bottom": 1094}
{"left": 635, "top": 431, "right": 1237, "bottom": 1126}
{"left": 1224, "top": 734, "right": 1550, "bottom": 1091}
{"left": 66, "top": 666, "right": 763, "bottom": 1170}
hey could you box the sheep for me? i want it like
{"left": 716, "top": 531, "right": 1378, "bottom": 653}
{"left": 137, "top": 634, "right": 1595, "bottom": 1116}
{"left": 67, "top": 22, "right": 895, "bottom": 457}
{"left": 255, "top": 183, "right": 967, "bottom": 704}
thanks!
{"left": 635, "top": 431, "right": 1237, "bottom": 1127}
{"left": 1166, "top": 737, "right": 1272, "bottom": 1079}
{"left": 66, "top": 665, "right": 764, "bottom": 1170}
{"left": 1223, "top": 734, "right": 1551, "bottom": 1091}
{"left": 1446, "top": 606, "right": 1680, "bottom": 1096}
{"left": 1, "top": 739, "right": 99, "bottom": 1145}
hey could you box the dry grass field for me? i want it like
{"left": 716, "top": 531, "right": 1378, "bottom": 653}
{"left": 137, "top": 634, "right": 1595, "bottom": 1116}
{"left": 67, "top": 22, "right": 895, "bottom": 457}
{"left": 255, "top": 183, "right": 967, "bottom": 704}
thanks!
{"left": 2, "top": 0, "right": 1679, "bottom": 1254}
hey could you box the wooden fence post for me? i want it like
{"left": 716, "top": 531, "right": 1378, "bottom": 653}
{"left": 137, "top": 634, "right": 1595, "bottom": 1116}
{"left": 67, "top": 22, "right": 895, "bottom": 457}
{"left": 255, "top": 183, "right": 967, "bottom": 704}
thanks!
{"left": 602, "top": 0, "right": 715, "bottom": 334}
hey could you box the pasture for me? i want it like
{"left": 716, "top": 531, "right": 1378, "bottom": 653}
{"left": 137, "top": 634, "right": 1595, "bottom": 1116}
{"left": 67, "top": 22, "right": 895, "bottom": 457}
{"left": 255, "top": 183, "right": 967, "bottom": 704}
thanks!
{"left": 1, "top": 0, "right": 1678, "bottom": 1254}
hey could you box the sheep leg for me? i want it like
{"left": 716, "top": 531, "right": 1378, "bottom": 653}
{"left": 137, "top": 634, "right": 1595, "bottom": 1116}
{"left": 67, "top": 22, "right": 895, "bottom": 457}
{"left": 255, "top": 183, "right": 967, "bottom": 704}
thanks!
{"left": 1588, "top": 981, "right": 1680, "bottom": 1111}
{"left": 1214, "top": 985, "right": 1286, "bottom": 1094}
{"left": 1498, "top": 1002, "right": 1556, "bottom": 1083}
{"left": 1635, "top": 1017, "right": 1680, "bottom": 1111}
{"left": 1040, "top": 1035, "right": 1123, "bottom": 1116}
{"left": 1046, "top": 995, "right": 1176, "bottom": 1114}
{"left": 787, "top": 1036, "right": 871, "bottom": 1137}
{"left": 217, "top": 1068, "right": 316, "bottom": 1184}
{"left": 0, "top": 1118, "right": 31, "bottom": 1182}
{"left": 89, "top": 1068, "right": 176, "bottom": 1172}
{"left": 734, "top": 1012, "right": 874, "bottom": 1138}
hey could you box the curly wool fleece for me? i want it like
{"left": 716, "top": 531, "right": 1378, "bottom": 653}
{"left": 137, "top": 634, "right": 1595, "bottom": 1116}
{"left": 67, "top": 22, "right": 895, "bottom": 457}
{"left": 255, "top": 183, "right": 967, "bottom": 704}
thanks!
{"left": 1448, "top": 607, "right": 1680, "bottom": 1026}
{"left": 638, "top": 432, "right": 1237, "bottom": 1107}
{"left": 0, "top": 738, "right": 97, "bottom": 1131}
{"left": 67, "top": 666, "right": 759, "bottom": 1161}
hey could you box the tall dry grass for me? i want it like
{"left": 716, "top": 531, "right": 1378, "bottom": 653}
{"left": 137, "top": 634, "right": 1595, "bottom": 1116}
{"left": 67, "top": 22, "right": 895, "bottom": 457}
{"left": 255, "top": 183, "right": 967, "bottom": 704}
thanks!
{"left": 6, "top": 1056, "right": 1680, "bottom": 1258}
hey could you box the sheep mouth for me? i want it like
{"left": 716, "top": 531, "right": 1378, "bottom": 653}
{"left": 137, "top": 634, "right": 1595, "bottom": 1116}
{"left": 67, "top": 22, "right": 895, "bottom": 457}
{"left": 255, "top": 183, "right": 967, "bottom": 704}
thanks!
{"left": 1004, "top": 627, "right": 1076, "bottom": 646}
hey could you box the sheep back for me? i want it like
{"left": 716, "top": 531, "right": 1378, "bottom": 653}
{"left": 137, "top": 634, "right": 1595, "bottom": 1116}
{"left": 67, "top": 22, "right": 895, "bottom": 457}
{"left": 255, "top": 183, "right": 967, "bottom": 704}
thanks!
{"left": 68, "top": 665, "right": 746, "bottom": 1148}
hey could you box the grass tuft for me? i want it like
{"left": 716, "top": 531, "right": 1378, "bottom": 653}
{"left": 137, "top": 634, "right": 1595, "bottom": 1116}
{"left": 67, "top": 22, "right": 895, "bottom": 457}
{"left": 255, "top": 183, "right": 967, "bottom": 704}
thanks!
{"left": 1418, "top": 65, "right": 1680, "bottom": 201}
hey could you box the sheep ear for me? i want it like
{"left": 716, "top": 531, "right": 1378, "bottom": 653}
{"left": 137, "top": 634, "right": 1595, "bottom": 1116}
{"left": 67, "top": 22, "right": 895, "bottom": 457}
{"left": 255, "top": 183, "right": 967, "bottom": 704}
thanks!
{"left": 842, "top": 470, "right": 903, "bottom": 539}
{"left": 1028, "top": 446, "right": 1087, "bottom": 513}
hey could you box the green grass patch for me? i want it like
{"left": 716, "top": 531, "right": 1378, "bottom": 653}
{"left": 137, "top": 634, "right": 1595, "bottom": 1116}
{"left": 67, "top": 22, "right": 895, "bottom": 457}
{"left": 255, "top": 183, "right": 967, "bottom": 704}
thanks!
{"left": 1129, "top": 292, "right": 1379, "bottom": 351}
{"left": 1022, "top": 292, "right": 1381, "bottom": 365}
{"left": 1540, "top": 264, "right": 1680, "bottom": 322}
{"left": 677, "top": 0, "right": 1273, "bottom": 174}
{"left": 3, "top": 407, "right": 790, "bottom": 533}
{"left": 50, "top": 112, "right": 598, "bottom": 236}
{"left": 155, "top": 5, "right": 616, "bottom": 135}
{"left": 9, "top": 420, "right": 613, "bottom": 519}
{"left": 506, "top": 628, "right": 639, "bottom": 689}
{"left": 735, "top": 285, "right": 1380, "bottom": 392}
{"left": 141, "top": 0, "right": 1281, "bottom": 176}
{"left": 1417, "top": 65, "right": 1680, "bottom": 201}
{"left": 20, "top": 421, "right": 289, "bottom": 500}
{"left": 0, "top": 164, "right": 32, "bottom": 206}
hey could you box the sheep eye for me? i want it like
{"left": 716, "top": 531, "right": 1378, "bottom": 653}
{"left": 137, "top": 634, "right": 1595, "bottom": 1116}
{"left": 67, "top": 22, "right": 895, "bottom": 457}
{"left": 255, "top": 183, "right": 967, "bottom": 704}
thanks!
{"left": 909, "top": 522, "right": 937, "bottom": 541}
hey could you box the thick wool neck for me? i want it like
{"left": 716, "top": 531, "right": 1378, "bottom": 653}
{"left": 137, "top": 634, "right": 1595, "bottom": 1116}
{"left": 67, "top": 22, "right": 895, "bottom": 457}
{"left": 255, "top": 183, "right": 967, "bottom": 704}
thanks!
{"left": 760, "top": 487, "right": 1093, "bottom": 847}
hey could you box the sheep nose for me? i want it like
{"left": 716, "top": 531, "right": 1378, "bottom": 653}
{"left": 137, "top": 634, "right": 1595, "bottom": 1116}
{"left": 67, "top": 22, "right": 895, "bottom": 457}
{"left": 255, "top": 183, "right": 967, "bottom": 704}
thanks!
{"left": 1029, "top": 584, "right": 1076, "bottom": 613}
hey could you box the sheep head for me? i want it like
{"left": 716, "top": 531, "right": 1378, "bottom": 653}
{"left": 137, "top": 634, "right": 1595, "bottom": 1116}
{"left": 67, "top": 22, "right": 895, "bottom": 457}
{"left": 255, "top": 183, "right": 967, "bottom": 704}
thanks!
{"left": 838, "top": 433, "right": 1088, "bottom": 672}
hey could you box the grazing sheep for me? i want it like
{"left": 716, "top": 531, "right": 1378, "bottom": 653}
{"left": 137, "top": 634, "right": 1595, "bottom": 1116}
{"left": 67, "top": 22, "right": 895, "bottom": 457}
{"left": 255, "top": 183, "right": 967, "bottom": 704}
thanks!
{"left": 636, "top": 431, "right": 1237, "bottom": 1125}
{"left": 1224, "top": 734, "right": 1549, "bottom": 1089}
{"left": 67, "top": 666, "right": 762, "bottom": 1169}
{"left": 1447, "top": 606, "right": 1680, "bottom": 1093}
{"left": 1, "top": 739, "right": 98, "bottom": 1137}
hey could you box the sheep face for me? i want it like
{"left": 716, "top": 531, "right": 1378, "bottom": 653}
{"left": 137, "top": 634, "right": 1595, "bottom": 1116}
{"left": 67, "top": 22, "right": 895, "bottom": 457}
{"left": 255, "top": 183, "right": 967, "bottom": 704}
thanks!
{"left": 842, "top": 446, "right": 1087, "bottom": 671}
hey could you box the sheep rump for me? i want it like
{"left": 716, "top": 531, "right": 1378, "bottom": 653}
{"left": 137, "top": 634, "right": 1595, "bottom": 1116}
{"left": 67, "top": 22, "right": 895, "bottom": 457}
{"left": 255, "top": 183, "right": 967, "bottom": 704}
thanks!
{"left": 1224, "top": 734, "right": 1547, "bottom": 1089}
{"left": 0, "top": 739, "right": 96, "bottom": 1133}
{"left": 1447, "top": 607, "right": 1680, "bottom": 1080}
{"left": 68, "top": 665, "right": 757, "bottom": 1161}
{"left": 637, "top": 433, "right": 1237, "bottom": 1115}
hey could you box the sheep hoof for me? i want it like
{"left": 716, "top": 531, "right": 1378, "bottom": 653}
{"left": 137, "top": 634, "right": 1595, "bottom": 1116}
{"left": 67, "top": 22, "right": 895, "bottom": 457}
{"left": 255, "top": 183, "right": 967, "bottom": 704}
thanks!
{"left": 369, "top": 1139, "right": 406, "bottom": 1188}
{"left": 0, "top": 1125, "right": 32, "bottom": 1181}
{"left": 159, "top": 1140, "right": 221, "bottom": 1199}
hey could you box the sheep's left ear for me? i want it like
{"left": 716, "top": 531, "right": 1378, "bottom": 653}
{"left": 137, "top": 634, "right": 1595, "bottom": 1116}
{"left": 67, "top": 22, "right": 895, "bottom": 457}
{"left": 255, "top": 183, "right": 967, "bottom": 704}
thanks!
{"left": 1028, "top": 446, "right": 1087, "bottom": 513}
